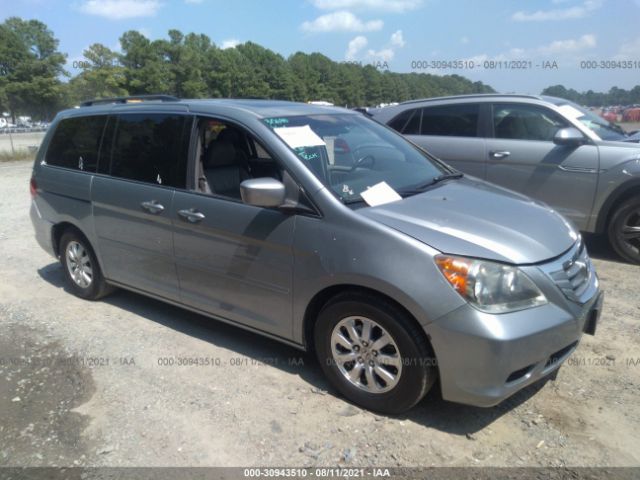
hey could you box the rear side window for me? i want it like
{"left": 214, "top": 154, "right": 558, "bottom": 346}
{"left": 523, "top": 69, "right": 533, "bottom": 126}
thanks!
{"left": 45, "top": 116, "right": 107, "bottom": 172}
{"left": 421, "top": 104, "right": 479, "bottom": 137}
{"left": 109, "top": 113, "right": 190, "bottom": 188}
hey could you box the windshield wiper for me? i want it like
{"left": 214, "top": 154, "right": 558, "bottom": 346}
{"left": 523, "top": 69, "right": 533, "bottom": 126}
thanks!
{"left": 341, "top": 172, "right": 464, "bottom": 204}
{"left": 399, "top": 172, "right": 464, "bottom": 196}
{"left": 342, "top": 197, "right": 366, "bottom": 205}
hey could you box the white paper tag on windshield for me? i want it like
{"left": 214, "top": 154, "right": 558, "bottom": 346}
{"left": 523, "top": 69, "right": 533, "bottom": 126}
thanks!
{"left": 557, "top": 104, "right": 584, "bottom": 120}
{"left": 360, "top": 181, "right": 402, "bottom": 207}
{"left": 274, "top": 125, "right": 325, "bottom": 149}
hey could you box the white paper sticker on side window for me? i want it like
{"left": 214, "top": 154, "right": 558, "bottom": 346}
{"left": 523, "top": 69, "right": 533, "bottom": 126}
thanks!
{"left": 273, "top": 125, "right": 326, "bottom": 149}
{"left": 360, "top": 181, "right": 402, "bottom": 207}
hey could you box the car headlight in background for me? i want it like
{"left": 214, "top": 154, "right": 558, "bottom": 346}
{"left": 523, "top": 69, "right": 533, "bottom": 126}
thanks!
{"left": 435, "top": 255, "right": 547, "bottom": 314}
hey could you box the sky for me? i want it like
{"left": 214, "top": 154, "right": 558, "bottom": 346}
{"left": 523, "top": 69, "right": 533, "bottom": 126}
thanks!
{"left": 1, "top": 0, "right": 639, "bottom": 94}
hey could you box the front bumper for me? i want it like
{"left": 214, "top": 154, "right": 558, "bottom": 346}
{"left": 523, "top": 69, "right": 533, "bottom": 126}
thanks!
{"left": 425, "top": 245, "right": 603, "bottom": 407}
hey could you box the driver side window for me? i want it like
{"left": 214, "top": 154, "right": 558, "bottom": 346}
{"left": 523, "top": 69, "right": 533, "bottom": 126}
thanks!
{"left": 194, "top": 118, "right": 282, "bottom": 200}
{"left": 493, "top": 103, "right": 568, "bottom": 142}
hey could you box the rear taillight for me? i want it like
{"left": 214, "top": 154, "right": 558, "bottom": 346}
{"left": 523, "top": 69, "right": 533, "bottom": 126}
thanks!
{"left": 30, "top": 177, "right": 37, "bottom": 198}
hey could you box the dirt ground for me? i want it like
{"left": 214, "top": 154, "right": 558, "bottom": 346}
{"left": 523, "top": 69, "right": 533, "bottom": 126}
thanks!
{"left": 0, "top": 160, "right": 638, "bottom": 470}
{"left": 621, "top": 121, "right": 640, "bottom": 133}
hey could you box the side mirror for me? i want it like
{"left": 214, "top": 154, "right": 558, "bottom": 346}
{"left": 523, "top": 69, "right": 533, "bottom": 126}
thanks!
{"left": 554, "top": 127, "right": 586, "bottom": 147}
{"left": 240, "top": 178, "right": 286, "bottom": 208}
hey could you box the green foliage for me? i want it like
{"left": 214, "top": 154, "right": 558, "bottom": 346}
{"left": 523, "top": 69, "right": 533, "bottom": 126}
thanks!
{"left": 7, "top": 15, "right": 640, "bottom": 124}
{"left": 0, "top": 17, "right": 67, "bottom": 120}
{"left": 67, "top": 43, "right": 128, "bottom": 104}
{"left": 541, "top": 84, "right": 640, "bottom": 106}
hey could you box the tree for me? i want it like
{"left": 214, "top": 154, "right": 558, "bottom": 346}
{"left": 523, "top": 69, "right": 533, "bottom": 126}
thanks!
{"left": 235, "top": 42, "right": 295, "bottom": 100}
{"left": 67, "top": 43, "right": 128, "bottom": 104}
{"left": 119, "top": 30, "right": 175, "bottom": 94}
{"left": 0, "top": 17, "right": 66, "bottom": 121}
{"left": 542, "top": 84, "right": 640, "bottom": 106}
{"left": 2, "top": 17, "right": 500, "bottom": 115}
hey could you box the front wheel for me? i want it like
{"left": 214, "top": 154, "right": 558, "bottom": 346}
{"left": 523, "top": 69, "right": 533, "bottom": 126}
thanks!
{"left": 314, "top": 293, "right": 436, "bottom": 414}
{"left": 608, "top": 196, "right": 640, "bottom": 264}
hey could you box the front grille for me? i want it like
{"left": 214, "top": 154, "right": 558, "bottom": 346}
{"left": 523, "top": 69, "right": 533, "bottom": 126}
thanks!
{"left": 548, "top": 240, "right": 591, "bottom": 302}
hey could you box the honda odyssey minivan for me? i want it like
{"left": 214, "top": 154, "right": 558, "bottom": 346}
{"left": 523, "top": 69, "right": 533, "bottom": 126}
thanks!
{"left": 30, "top": 96, "right": 603, "bottom": 413}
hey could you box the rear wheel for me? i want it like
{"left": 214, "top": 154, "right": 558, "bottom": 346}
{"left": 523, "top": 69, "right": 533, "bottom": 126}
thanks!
{"left": 314, "top": 293, "right": 436, "bottom": 414}
{"left": 60, "top": 231, "right": 114, "bottom": 300}
{"left": 608, "top": 196, "right": 640, "bottom": 264}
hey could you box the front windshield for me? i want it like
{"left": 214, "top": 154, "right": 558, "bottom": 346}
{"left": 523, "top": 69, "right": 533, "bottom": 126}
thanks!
{"left": 556, "top": 101, "right": 627, "bottom": 141}
{"left": 263, "top": 113, "right": 446, "bottom": 203}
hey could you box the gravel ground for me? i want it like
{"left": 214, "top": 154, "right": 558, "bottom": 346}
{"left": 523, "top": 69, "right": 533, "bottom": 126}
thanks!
{"left": 0, "top": 160, "right": 639, "bottom": 470}
{"left": 0, "top": 132, "right": 46, "bottom": 155}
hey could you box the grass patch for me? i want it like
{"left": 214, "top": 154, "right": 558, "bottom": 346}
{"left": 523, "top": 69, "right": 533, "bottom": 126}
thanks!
{"left": 0, "top": 150, "right": 36, "bottom": 162}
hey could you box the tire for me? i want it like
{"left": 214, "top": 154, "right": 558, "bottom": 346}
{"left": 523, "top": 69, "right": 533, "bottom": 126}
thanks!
{"left": 314, "top": 292, "right": 436, "bottom": 414}
{"left": 607, "top": 196, "right": 640, "bottom": 264}
{"left": 59, "top": 230, "right": 114, "bottom": 300}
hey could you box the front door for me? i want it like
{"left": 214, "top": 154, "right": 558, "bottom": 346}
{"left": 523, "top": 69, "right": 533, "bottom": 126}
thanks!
{"left": 172, "top": 120, "right": 295, "bottom": 339}
{"left": 485, "top": 103, "right": 599, "bottom": 230}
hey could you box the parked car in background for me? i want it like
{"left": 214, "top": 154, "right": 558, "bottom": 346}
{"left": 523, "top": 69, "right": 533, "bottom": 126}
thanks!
{"left": 30, "top": 95, "right": 602, "bottom": 413}
{"left": 372, "top": 94, "right": 640, "bottom": 264}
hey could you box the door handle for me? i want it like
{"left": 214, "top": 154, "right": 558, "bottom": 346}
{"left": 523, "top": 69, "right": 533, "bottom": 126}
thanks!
{"left": 178, "top": 208, "right": 206, "bottom": 223}
{"left": 141, "top": 200, "right": 165, "bottom": 214}
{"left": 489, "top": 150, "right": 511, "bottom": 159}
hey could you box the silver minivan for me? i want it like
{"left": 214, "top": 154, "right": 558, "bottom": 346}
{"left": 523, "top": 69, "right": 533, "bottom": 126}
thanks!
{"left": 372, "top": 94, "right": 640, "bottom": 264}
{"left": 30, "top": 96, "right": 603, "bottom": 413}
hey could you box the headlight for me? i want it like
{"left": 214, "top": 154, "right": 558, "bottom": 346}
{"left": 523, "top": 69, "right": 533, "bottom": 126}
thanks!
{"left": 435, "top": 255, "right": 547, "bottom": 314}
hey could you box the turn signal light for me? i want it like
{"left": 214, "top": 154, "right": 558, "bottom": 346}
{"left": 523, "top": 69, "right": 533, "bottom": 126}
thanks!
{"left": 435, "top": 256, "right": 472, "bottom": 295}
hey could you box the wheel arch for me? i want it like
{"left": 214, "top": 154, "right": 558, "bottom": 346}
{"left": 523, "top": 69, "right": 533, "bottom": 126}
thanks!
{"left": 302, "top": 284, "right": 435, "bottom": 360}
{"left": 595, "top": 179, "right": 640, "bottom": 233}
{"left": 51, "top": 221, "right": 93, "bottom": 258}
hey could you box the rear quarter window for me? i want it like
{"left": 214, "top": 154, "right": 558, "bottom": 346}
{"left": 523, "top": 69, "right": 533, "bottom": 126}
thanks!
{"left": 388, "top": 108, "right": 419, "bottom": 133}
{"left": 45, "top": 116, "right": 107, "bottom": 172}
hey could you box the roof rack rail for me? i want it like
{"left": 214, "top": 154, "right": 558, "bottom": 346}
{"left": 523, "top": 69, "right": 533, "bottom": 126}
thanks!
{"left": 80, "top": 95, "right": 180, "bottom": 107}
{"left": 399, "top": 93, "right": 542, "bottom": 105}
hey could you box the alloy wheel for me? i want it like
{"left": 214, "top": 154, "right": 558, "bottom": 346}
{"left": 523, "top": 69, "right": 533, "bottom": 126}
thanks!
{"left": 620, "top": 208, "right": 640, "bottom": 257}
{"left": 330, "top": 316, "right": 403, "bottom": 394}
{"left": 65, "top": 240, "right": 93, "bottom": 288}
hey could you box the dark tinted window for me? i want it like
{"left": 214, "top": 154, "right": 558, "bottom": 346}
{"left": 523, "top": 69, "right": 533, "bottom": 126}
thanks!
{"left": 388, "top": 108, "right": 417, "bottom": 132}
{"left": 97, "top": 116, "right": 115, "bottom": 175}
{"left": 110, "top": 113, "right": 190, "bottom": 188}
{"left": 46, "top": 116, "right": 107, "bottom": 171}
{"left": 493, "top": 103, "right": 567, "bottom": 141}
{"left": 402, "top": 109, "right": 421, "bottom": 134}
{"left": 421, "top": 104, "right": 479, "bottom": 137}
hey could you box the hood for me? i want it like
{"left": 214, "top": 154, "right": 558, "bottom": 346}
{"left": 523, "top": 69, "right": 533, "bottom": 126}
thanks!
{"left": 598, "top": 139, "right": 640, "bottom": 149}
{"left": 358, "top": 177, "right": 579, "bottom": 264}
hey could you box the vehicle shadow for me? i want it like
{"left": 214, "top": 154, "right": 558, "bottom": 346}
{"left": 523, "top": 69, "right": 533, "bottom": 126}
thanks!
{"left": 581, "top": 232, "right": 623, "bottom": 262}
{"left": 406, "top": 376, "right": 550, "bottom": 435}
{"left": 38, "top": 262, "right": 550, "bottom": 435}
